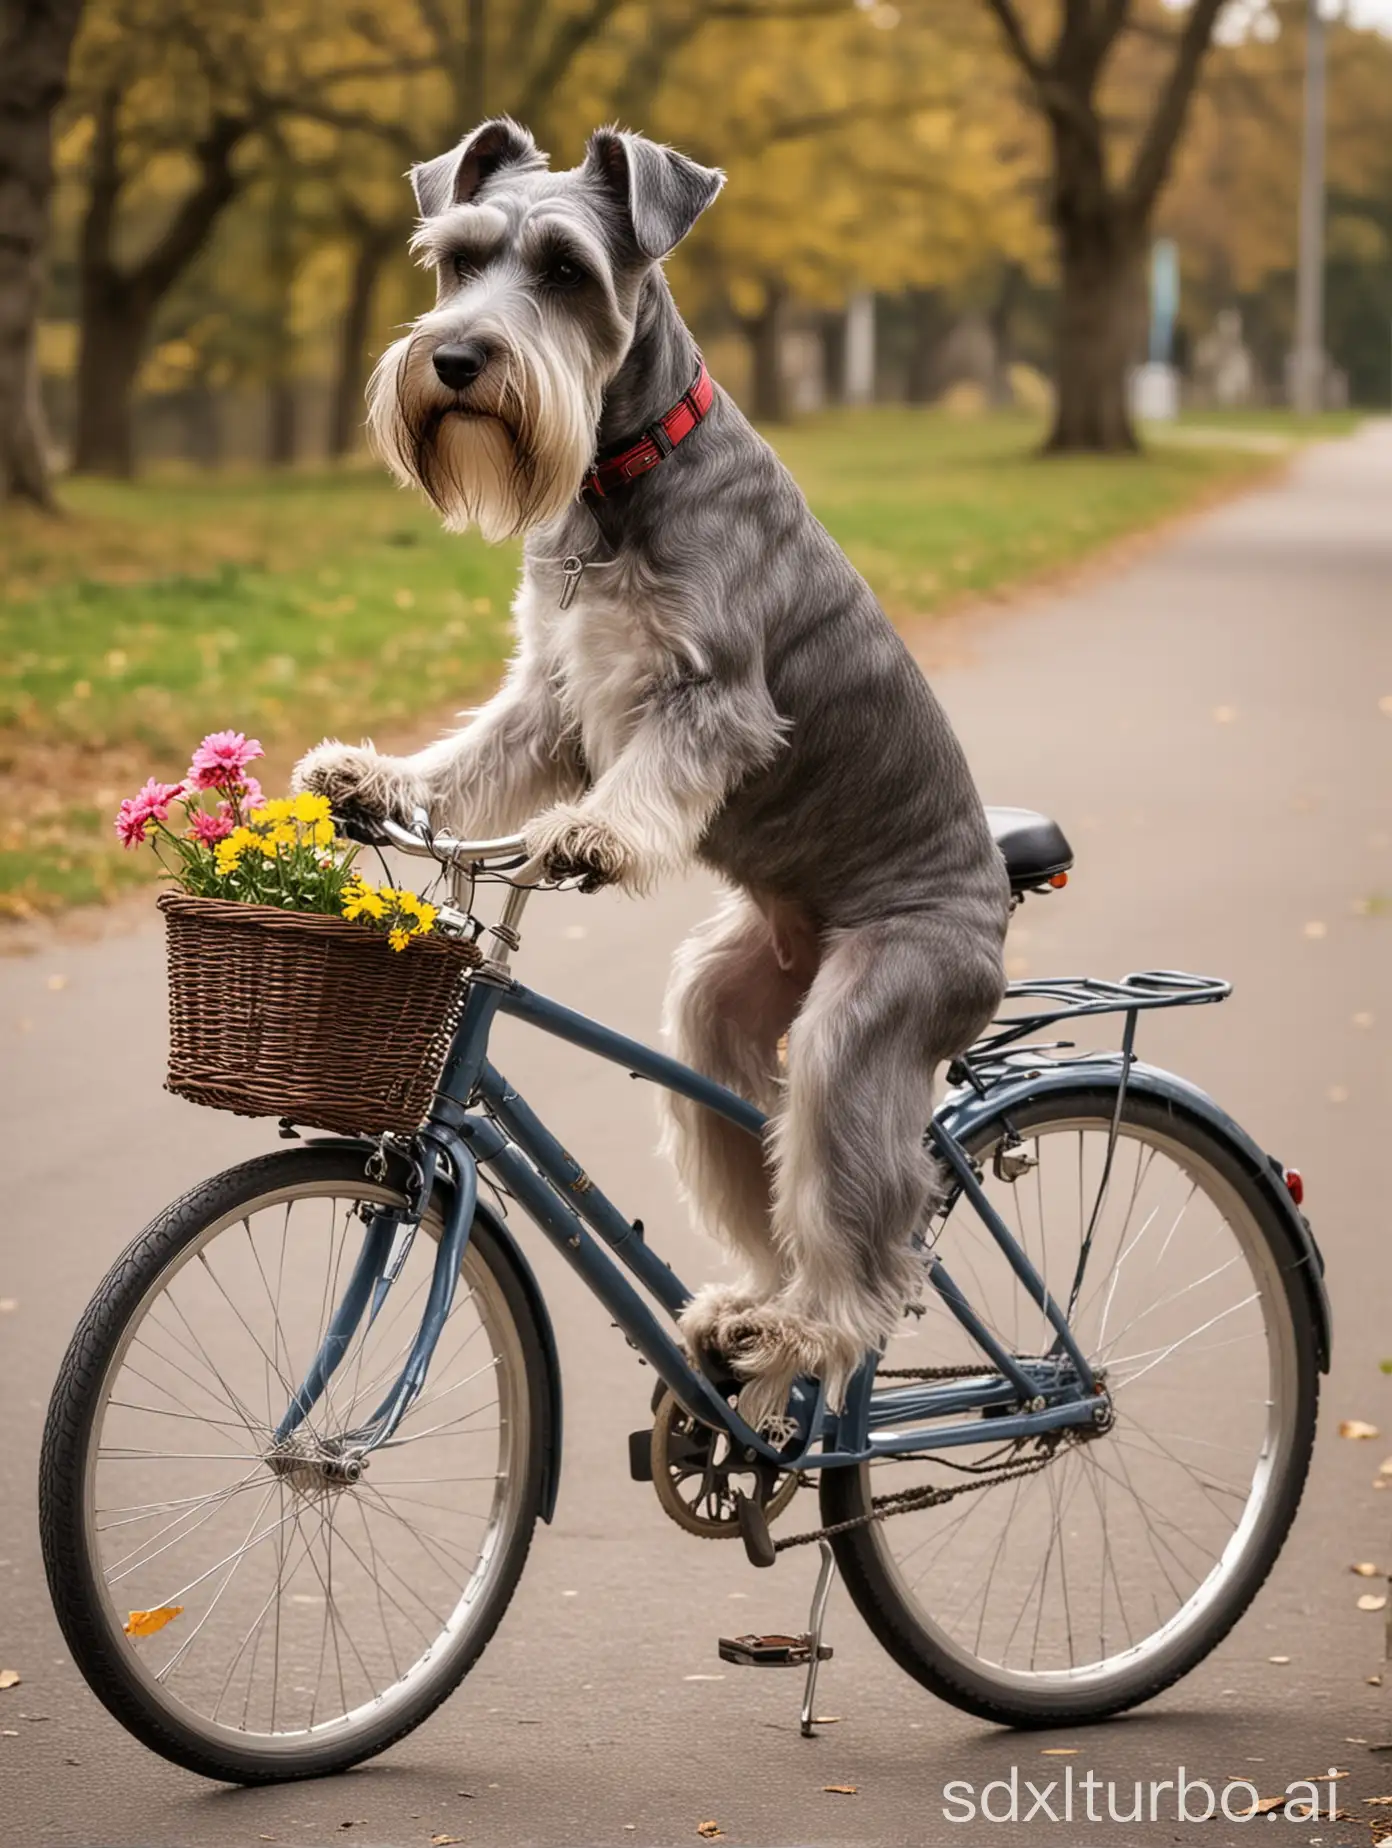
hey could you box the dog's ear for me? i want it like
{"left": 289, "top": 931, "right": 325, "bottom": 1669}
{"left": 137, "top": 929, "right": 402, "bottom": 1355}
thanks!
{"left": 583, "top": 127, "right": 724, "bottom": 260}
{"left": 410, "top": 118, "right": 545, "bottom": 218}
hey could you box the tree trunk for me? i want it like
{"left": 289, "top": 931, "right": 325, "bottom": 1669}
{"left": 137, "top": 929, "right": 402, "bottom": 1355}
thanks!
{"left": 1047, "top": 214, "right": 1143, "bottom": 453}
{"left": 0, "top": 0, "right": 86, "bottom": 506}
{"left": 743, "top": 285, "right": 787, "bottom": 423}
{"left": 72, "top": 280, "right": 148, "bottom": 475}
{"left": 329, "top": 224, "right": 392, "bottom": 459}
{"left": 904, "top": 288, "right": 948, "bottom": 404}
{"left": 72, "top": 99, "right": 246, "bottom": 476}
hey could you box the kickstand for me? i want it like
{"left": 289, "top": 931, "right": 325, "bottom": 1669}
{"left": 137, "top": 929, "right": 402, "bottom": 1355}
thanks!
{"left": 799, "top": 1539, "right": 838, "bottom": 1738}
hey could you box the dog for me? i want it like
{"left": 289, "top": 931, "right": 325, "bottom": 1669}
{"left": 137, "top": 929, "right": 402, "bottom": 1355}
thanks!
{"left": 294, "top": 117, "right": 1011, "bottom": 1433}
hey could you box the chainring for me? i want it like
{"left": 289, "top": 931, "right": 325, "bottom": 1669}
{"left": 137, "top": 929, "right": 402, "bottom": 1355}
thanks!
{"left": 649, "top": 1388, "right": 800, "bottom": 1539}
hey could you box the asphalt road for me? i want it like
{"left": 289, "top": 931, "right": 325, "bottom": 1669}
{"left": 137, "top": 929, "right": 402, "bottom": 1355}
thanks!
{"left": 3, "top": 424, "right": 1391, "bottom": 1847}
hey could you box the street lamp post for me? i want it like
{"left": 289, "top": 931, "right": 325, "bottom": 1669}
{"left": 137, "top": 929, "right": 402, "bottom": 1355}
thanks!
{"left": 1291, "top": 0, "right": 1326, "bottom": 415}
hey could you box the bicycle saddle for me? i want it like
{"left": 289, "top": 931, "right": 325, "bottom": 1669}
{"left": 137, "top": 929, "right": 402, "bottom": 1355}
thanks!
{"left": 985, "top": 806, "right": 1074, "bottom": 893}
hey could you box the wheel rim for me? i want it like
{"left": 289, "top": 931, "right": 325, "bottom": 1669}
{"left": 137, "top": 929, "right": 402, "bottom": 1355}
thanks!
{"left": 80, "top": 1178, "right": 530, "bottom": 1756}
{"left": 859, "top": 1111, "right": 1299, "bottom": 1693}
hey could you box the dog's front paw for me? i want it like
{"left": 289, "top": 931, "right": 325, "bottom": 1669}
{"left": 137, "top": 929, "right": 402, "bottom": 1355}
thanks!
{"left": 678, "top": 1282, "right": 764, "bottom": 1358}
{"left": 522, "top": 805, "right": 643, "bottom": 893}
{"left": 724, "top": 1301, "right": 866, "bottom": 1431}
{"left": 292, "top": 740, "right": 423, "bottom": 826}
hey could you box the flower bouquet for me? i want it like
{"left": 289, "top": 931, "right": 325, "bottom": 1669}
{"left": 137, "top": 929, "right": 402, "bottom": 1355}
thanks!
{"left": 119, "top": 731, "right": 479, "bottom": 1137}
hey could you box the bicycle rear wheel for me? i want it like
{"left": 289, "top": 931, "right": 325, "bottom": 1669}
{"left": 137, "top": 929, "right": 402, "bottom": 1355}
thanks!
{"left": 40, "top": 1144, "right": 549, "bottom": 1783}
{"left": 822, "top": 1087, "right": 1320, "bottom": 1726}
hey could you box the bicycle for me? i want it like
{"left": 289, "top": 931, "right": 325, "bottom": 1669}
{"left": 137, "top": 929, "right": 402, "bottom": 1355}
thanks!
{"left": 39, "top": 805, "right": 1330, "bottom": 1783}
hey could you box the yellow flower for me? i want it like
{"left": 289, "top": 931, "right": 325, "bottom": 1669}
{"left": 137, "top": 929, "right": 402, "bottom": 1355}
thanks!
{"left": 388, "top": 926, "right": 411, "bottom": 952}
{"left": 259, "top": 797, "right": 294, "bottom": 824}
{"left": 308, "top": 818, "right": 336, "bottom": 847}
{"left": 291, "top": 791, "right": 332, "bottom": 826}
{"left": 342, "top": 876, "right": 385, "bottom": 922}
{"left": 411, "top": 900, "right": 437, "bottom": 934}
{"left": 215, "top": 826, "right": 256, "bottom": 873}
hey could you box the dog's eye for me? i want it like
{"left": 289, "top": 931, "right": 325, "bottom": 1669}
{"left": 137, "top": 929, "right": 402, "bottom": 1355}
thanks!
{"left": 545, "top": 256, "right": 585, "bottom": 290}
{"left": 451, "top": 254, "right": 477, "bottom": 282}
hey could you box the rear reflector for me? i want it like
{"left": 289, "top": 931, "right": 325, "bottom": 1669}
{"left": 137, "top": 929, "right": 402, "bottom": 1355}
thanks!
{"left": 1283, "top": 1167, "right": 1304, "bottom": 1207}
{"left": 1049, "top": 872, "right": 1069, "bottom": 889}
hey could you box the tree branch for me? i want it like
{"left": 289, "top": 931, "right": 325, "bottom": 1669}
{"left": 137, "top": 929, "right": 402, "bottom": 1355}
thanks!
{"left": 983, "top": 0, "right": 1045, "bottom": 84}
{"left": 515, "top": 0, "right": 627, "bottom": 127}
{"left": 129, "top": 114, "right": 248, "bottom": 306}
{"left": 1124, "top": 0, "right": 1226, "bottom": 216}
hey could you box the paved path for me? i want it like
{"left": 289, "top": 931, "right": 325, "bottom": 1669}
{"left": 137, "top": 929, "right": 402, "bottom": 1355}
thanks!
{"left": 3, "top": 426, "right": 1391, "bottom": 1847}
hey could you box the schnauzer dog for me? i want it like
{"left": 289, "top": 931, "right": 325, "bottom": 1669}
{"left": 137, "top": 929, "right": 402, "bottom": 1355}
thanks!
{"left": 294, "top": 118, "right": 1011, "bottom": 1433}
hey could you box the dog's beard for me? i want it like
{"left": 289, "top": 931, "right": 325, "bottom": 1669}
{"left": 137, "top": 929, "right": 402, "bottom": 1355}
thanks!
{"left": 367, "top": 324, "right": 599, "bottom": 542}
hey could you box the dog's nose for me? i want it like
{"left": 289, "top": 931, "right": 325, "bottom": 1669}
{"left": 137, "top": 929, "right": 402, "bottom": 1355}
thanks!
{"left": 433, "top": 340, "right": 490, "bottom": 391}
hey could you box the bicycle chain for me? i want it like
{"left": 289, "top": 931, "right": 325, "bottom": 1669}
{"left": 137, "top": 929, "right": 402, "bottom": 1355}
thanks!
{"left": 772, "top": 1362, "right": 1079, "bottom": 1555}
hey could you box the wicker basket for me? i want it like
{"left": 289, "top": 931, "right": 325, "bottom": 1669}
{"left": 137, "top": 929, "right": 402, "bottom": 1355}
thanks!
{"left": 159, "top": 891, "right": 480, "bottom": 1137}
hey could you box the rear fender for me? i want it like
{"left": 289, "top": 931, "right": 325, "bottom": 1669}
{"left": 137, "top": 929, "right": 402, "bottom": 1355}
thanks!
{"left": 936, "top": 1058, "right": 1331, "bottom": 1373}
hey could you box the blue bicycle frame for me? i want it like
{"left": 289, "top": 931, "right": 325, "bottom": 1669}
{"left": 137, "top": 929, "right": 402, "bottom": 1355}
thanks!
{"left": 271, "top": 960, "right": 1123, "bottom": 1476}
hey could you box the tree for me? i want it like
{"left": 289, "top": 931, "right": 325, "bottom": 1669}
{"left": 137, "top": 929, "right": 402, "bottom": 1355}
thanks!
{"left": 61, "top": 0, "right": 418, "bottom": 475}
{"left": 0, "top": 0, "right": 85, "bottom": 506}
{"left": 978, "top": 0, "right": 1229, "bottom": 451}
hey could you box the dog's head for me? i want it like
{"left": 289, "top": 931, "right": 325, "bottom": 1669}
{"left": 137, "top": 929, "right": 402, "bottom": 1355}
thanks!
{"left": 368, "top": 119, "right": 723, "bottom": 541}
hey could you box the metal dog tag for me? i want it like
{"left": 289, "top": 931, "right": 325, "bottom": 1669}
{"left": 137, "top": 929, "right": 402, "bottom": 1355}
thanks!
{"left": 558, "top": 555, "right": 585, "bottom": 610}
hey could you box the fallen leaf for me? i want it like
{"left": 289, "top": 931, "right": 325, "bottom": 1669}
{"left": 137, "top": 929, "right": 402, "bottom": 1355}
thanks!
{"left": 1354, "top": 1563, "right": 1382, "bottom": 1576}
{"left": 1040, "top": 1748, "right": 1078, "bottom": 1756}
{"left": 696, "top": 1824, "right": 724, "bottom": 1840}
{"left": 1366, "top": 1795, "right": 1392, "bottom": 1806}
{"left": 0, "top": 1672, "right": 18, "bottom": 1691}
{"left": 1340, "top": 1420, "right": 1380, "bottom": 1440}
{"left": 1300, "top": 1769, "right": 1348, "bottom": 1780}
{"left": 1304, "top": 920, "right": 1328, "bottom": 940}
{"left": 1379, "top": 1457, "right": 1392, "bottom": 1476}
{"left": 823, "top": 1785, "right": 858, "bottom": 1795}
{"left": 813, "top": 1715, "right": 842, "bottom": 1724}
{"left": 430, "top": 1837, "right": 465, "bottom": 1846}
{"left": 1247, "top": 1795, "right": 1291, "bottom": 1816}
{"left": 1268, "top": 1654, "right": 1291, "bottom": 1664}
{"left": 124, "top": 1606, "right": 183, "bottom": 1638}
{"left": 1370, "top": 1675, "right": 1385, "bottom": 1686}
{"left": 1359, "top": 1594, "right": 1389, "bottom": 1612}
{"left": 0, "top": 1729, "right": 15, "bottom": 1737}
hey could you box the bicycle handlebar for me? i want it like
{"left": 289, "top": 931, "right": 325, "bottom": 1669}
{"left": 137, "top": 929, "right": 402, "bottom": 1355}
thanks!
{"left": 367, "top": 813, "right": 528, "bottom": 867}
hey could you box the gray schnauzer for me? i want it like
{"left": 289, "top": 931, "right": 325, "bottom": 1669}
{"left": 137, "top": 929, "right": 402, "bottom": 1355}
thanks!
{"left": 294, "top": 117, "right": 1011, "bottom": 1432}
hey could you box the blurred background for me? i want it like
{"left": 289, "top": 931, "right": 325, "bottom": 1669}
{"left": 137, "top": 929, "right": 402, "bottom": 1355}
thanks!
{"left": 0, "top": 0, "right": 1388, "bottom": 919}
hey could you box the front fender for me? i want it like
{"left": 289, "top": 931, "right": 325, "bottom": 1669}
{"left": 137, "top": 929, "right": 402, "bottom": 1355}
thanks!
{"left": 306, "top": 1135, "right": 564, "bottom": 1520}
{"left": 937, "top": 1058, "right": 1331, "bottom": 1373}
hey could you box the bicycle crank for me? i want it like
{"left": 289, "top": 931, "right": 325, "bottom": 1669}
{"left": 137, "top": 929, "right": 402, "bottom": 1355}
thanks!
{"left": 644, "top": 1388, "right": 800, "bottom": 1540}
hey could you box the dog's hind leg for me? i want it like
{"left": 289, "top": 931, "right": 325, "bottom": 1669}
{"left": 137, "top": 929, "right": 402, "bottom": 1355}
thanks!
{"left": 664, "top": 890, "right": 810, "bottom": 1357}
{"left": 729, "top": 911, "right": 1005, "bottom": 1433}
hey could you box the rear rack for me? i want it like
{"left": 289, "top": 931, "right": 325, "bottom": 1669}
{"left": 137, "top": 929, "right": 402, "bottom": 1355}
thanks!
{"left": 964, "top": 969, "right": 1230, "bottom": 1065}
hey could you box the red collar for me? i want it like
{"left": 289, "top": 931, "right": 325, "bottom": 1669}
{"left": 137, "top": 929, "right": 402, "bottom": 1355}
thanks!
{"left": 582, "top": 361, "right": 713, "bottom": 499}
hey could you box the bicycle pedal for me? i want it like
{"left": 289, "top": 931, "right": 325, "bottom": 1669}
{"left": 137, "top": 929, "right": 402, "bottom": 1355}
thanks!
{"left": 627, "top": 1429, "right": 654, "bottom": 1483}
{"left": 718, "top": 1632, "right": 832, "bottom": 1669}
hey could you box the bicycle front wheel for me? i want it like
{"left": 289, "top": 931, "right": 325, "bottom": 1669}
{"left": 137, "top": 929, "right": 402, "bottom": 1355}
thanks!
{"left": 822, "top": 1087, "right": 1320, "bottom": 1727}
{"left": 40, "top": 1144, "right": 550, "bottom": 1783}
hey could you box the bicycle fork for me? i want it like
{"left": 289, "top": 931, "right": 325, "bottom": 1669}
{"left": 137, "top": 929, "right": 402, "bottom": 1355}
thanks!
{"left": 268, "top": 1131, "right": 475, "bottom": 1471}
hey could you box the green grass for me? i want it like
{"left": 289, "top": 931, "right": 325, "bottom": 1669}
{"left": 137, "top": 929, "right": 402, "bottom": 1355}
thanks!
{"left": 0, "top": 407, "right": 1326, "bottom": 918}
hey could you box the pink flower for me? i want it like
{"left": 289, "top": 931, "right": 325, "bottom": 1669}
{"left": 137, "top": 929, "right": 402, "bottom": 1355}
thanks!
{"left": 189, "top": 810, "right": 234, "bottom": 845}
{"left": 114, "top": 800, "right": 149, "bottom": 849}
{"left": 187, "top": 730, "right": 264, "bottom": 790}
{"left": 113, "top": 777, "right": 185, "bottom": 847}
